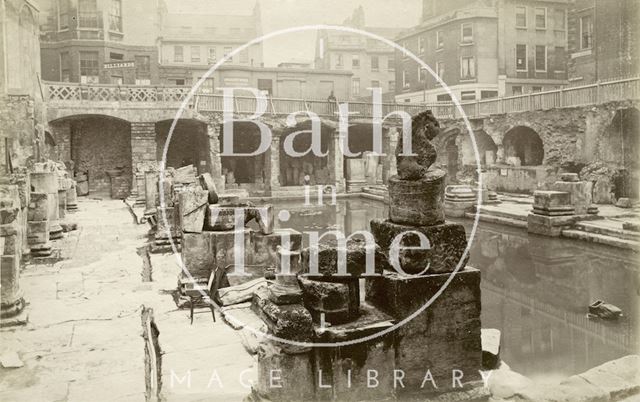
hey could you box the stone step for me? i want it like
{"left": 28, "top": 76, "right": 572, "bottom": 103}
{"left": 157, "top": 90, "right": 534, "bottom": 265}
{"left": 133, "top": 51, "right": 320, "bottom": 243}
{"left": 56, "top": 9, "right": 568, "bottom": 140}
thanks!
{"left": 466, "top": 212, "right": 528, "bottom": 229}
{"left": 574, "top": 221, "right": 640, "bottom": 241}
{"left": 475, "top": 206, "right": 528, "bottom": 221}
{"left": 561, "top": 229, "right": 639, "bottom": 250}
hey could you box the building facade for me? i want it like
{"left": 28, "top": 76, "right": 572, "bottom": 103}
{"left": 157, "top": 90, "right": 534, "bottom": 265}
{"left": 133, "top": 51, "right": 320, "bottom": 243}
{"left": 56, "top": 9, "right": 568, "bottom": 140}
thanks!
{"left": 157, "top": 3, "right": 264, "bottom": 87}
{"left": 395, "top": 0, "right": 570, "bottom": 103}
{"left": 38, "top": 0, "right": 162, "bottom": 85}
{"left": 1, "top": 0, "right": 44, "bottom": 171}
{"left": 314, "top": 6, "right": 402, "bottom": 100}
{"left": 568, "top": 0, "right": 640, "bottom": 85}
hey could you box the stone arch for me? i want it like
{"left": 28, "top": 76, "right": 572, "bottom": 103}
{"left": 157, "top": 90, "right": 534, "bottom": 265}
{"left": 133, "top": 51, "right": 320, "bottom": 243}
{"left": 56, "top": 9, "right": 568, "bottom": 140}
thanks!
{"left": 502, "top": 126, "right": 544, "bottom": 166}
{"left": 50, "top": 114, "right": 133, "bottom": 195}
{"left": 155, "top": 119, "right": 209, "bottom": 175}
{"left": 218, "top": 121, "right": 271, "bottom": 189}
{"left": 432, "top": 128, "right": 461, "bottom": 181}
{"left": 459, "top": 130, "right": 498, "bottom": 167}
{"left": 601, "top": 107, "right": 640, "bottom": 198}
{"left": 279, "top": 120, "right": 333, "bottom": 187}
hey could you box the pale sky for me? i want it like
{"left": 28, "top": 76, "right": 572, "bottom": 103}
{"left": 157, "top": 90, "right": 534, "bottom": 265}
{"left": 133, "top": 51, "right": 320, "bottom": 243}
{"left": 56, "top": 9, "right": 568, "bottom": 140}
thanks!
{"left": 166, "top": 0, "right": 421, "bottom": 66}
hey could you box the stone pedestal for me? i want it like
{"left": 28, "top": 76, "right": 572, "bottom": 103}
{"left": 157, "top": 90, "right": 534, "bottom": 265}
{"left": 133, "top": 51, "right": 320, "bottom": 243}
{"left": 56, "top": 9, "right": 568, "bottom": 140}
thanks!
{"left": 255, "top": 340, "right": 314, "bottom": 402}
{"left": 27, "top": 192, "right": 52, "bottom": 256}
{"left": 444, "top": 185, "right": 476, "bottom": 217}
{"left": 177, "top": 187, "right": 208, "bottom": 233}
{"left": 370, "top": 219, "right": 468, "bottom": 274}
{"left": 252, "top": 287, "right": 314, "bottom": 343}
{"left": 1, "top": 255, "right": 24, "bottom": 319}
{"left": 365, "top": 268, "right": 482, "bottom": 393}
{"left": 181, "top": 229, "right": 252, "bottom": 281}
{"left": 143, "top": 171, "right": 158, "bottom": 217}
{"left": 30, "top": 172, "right": 63, "bottom": 239}
{"left": 298, "top": 276, "right": 359, "bottom": 324}
{"left": 0, "top": 183, "right": 25, "bottom": 320}
{"left": 527, "top": 190, "right": 576, "bottom": 237}
{"left": 552, "top": 175, "right": 592, "bottom": 215}
{"left": 268, "top": 248, "right": 303, "bottom": 305}
{"left": 345, "top": 159, "right": 367, "bottom": 193}
{"left": 388, "top": 169, "right": 446, "bottom": 226}
{"left": 57, "top": 189, "right": 67, "bottom": 219}
{"left": 66, "top": 180, "right": 78, "bottom": 211}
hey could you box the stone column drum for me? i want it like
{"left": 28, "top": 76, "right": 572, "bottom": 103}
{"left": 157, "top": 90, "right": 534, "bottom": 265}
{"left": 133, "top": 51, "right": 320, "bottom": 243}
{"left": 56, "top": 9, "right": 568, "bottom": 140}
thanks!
{"left": 30, "top": 172, "right": 63, "bottom": 239}
{"left": 144, "top": 170, "right": 158, "bottom": 217}
{"left": 0, "top": 183, "right": 25, "bottom": 319}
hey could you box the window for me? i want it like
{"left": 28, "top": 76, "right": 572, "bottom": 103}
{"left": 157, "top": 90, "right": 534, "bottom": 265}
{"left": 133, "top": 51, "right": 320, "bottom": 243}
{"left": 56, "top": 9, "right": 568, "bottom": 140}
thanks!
{"left": 352, "top": 78, "right": 360, "bottom": 95}
{"left": 171, "top": 79, "right": 186, "bottom": 86}
{"left": 402, "top": 70, "right": 408, "bottom": 88}
{"left": 516, "top": 44, "right": 527, "bottom": 71}
{"left": 418, "top": 36, "right": 425, "bottom": 53}
{"left": 436, "top": 31, "right": 444, "bottom": 49}
{"left": 174, "top": 46, "right": 184, "bottom": 62}
{"left": 352, "top": 54, "right": 360, "bottom": 68}
{"left": 240, "top": 49, "right": 249, "bottom": 63}
{"left": 371, "top": 80, "right": 380, "bottom": 88}
{"left": 60, "top": 52, "right": 71, "bottom": 82}
{"left": 109, "top": 0, "right": 122, "bottom": 32}
{"left": 461, "top": 23, "right": 473, "bottom": 43}
{"left": 532, "top": 86, "right": 542, "bottom": 92}
{"left": 371, "top": 55, "right": 379, "bottom": 71}
{"left": 388, "top": 58, "right": 394, "bottom": 70}
{"left": 481, "top": 90, "right": 498, "bottom": 99}
{"left": 78, "top": 0, "right": 99, "bottom": 29}
{"left": 208, "top": 47, "right": 216, "bottom": 63}
{"left": 418, "top": 67, "right": 425, "bottom": 81}
{"left": 110, "top": 52, "right": 123, "bottom": 60}
{"left": 461, "top": 91, "right": 476, "bottom": 101}
{"left": 198, "top": 77, "right": 215, "bottom": 94}
{"left": 535, "top": 45, "right": 546, "bottom": 71}
{"left": 135, "top": 55, "right": 150, "bottom": 79}
{"left": 535, "top": 8, "right": 546, "bottom": 29}
{"left": 516, "top": 6, "right": 527, "bottom": 28}
{"left": 436, "top": 61, "right": 445, "bottom": 80}
{"left": 223, "top": 46, "right": 232, "bottom": 60}
{"left": 402, "top": 42, "right": 409, "bottom": 58}
{"left": 258, "top": 79, "right": 273, "bottom": 95}
{"left": 554, "top": 47, "right": 566, "bottom": 71}
{"left": 461, "top": 56, "right": 475, "bottom": 79}
{"left": 136, "top": 78, "right": 151, "bottom": 85}
{"left": 437, "top": 94, "right": 452, "bottom": 102}
{"left": 79, "top": 51, "right": 99, "bottom": 83}
{"left": 336, "top": 54, "right": 344, "bottom": 68}
{"left": 554, "top": 9, "right": 565, "bottom": 30}
{"left": 111, "top": 75, "right": 123, "bottom": 85}
{"left": 389, "top": 80, "right": 395, "bottom": 91}
{"left": 512, "top": 86, "right": 523, "bottom": 95}
{"left": 58, "top": 0, "right": 70, "bottom": 30}
{"left": 191, "top": 46, "right": 200, "bottom": 62}
{"left": 580, "top": 15, "right": 593, "bottom": 49}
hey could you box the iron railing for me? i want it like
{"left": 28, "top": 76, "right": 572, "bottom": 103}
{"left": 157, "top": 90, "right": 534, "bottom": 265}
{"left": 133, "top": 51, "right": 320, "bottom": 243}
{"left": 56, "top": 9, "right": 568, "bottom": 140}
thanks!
{"left": 44, "top": 76, "right": 640, "bottom": 119}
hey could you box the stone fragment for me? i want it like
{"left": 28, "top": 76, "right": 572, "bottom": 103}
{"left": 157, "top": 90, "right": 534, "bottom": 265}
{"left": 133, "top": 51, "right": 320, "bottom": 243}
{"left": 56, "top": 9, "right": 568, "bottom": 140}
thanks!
{"left": 298, "top": 276, "right": 358, "bottom": 324}
{"left": 251, "top": 229, "right": 303, "bottom": 268}
{"left": 370, "top": 219, "right": 468, "bottom": 274}
{"left": 313, "top": 305, "right": 396, "bottom": 400}
{"left": 253, "top": 204, "right": 274, "bottom": 235}
{"left": 388, "top": 169, "right": 446, "bottom": 226}
{"left": 481, "top": 328, "right": 501, "bottom": 370}
{"left": 444, "top": 185, "right": 476, "bottom": 217}
{"left": 300, "top": 239, "right": 387, "bottom": 278}
{"left": 143, "top": 171, "right": 158, "bottom": 216}
{"left": 251, "top": 287, "right": 313, "bottom": 343}
{"left": 155, "top": 206, "right": 179, "bottom": 239}
{"left": 365, "top": 267, "right": 482, "bottom": 390}
{"left": 255, "top": 340, "right": 314, "bottom": 402}
{"left": 0, "top": 207, "right": 19, "bottom": 225}
{"left": 199, "top": 173, "right": 219, "bottom": 204}
{"left": 27, "top": 221, "right": 49, "bottom": 245}
{"left": 552, "top": 180, "right": 591, "bottom": 215}
{"left": 532, "top": 190, "right": 575, "bottom": 216}
{"left": 560, "top": 172, "right": 580, "bottom": 182}
{"left": 27, "top": 193, "right": 50, "bottom": 222}
{"left": 181, "top": 229, "right": 252, "bottom": 280}
{"left": 60, "top": 222, "right": 78, "bottom": 232}
{"left": 623, "top": 222, "right": 640, "bottom": 232}
{"left": 204, "top": 204, "right": 255, "bottom": 231}
{"left": 218, "top": 278, "right": 268, "bottom": 306}
{"left": 1, "top": 255, "right": 24, "bottom": 318}
{"left": 616, "top": 197, "right": 632, "bottom": 208}
{"left": 177, "top": 187, "right": 208, "bottom": 233}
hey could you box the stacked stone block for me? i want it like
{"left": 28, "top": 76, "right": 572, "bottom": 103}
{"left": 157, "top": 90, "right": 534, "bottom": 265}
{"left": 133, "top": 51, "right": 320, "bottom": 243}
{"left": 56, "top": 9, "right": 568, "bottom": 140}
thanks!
{"left": 527, "top": 190, "right": 576, "bottom": 237}
{"left": 0, "top": 183, "right": 25, "bottom": 319}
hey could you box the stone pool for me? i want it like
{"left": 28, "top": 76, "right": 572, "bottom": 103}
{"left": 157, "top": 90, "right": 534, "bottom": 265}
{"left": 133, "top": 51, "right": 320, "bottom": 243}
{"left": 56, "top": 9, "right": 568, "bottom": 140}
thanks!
{"left": 266, "top": 197, "right": 640, "bottom": 384}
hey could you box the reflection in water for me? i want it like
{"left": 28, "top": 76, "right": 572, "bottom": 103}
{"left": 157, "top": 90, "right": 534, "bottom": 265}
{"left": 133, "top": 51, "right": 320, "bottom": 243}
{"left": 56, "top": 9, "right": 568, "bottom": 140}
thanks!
{"left": 272, "top": 198, "right": 640, "bottom": 382}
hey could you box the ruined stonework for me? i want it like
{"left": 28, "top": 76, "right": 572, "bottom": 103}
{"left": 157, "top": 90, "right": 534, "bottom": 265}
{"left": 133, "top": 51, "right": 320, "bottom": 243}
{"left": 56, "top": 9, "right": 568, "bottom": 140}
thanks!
{"left": 395, "top": 110, "right": 440, "bottom": 181}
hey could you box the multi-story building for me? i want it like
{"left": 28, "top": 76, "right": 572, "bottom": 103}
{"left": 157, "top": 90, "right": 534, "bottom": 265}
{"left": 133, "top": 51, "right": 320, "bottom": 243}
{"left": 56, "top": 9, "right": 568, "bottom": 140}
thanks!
{"left": 314, "top": 6, "right": 402, "bottom": 100}
{"left": 568, "top": 0, "right": 639, "bottom": 85}
{"left": 157, "top": 3, "right": 264, "bottom": 87}
{"left": 38, "top": 0, "right": 163, "bottom": 85}
{"left": 395, "top": 0, "right": 570, "bottom": 103}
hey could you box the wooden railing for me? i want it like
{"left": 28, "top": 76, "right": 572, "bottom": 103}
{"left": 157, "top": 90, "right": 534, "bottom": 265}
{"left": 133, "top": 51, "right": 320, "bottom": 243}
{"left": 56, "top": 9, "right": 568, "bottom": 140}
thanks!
{"left": 44, "top": 76, "right": 640, "bottom": 119}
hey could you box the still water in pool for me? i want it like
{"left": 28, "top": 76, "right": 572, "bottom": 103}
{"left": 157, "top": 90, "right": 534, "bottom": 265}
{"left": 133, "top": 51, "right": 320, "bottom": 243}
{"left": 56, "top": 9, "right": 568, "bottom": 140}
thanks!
{"left": 269, "top": 197, "right": 640, "bottom": 383}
